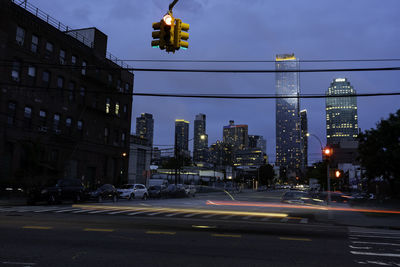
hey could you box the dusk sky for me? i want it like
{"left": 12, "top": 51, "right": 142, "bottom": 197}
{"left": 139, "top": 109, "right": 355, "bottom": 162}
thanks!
{"left": 30, "top": 0, "right": 400, "bottom": 164}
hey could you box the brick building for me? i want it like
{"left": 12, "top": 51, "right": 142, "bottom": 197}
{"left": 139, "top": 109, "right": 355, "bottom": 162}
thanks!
{"left": 0, "top": 0, "right": 133, "bottom": 189}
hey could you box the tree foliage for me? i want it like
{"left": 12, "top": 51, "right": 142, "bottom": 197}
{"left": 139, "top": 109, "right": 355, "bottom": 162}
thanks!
{"left": 358, "top": 109, "right": 400, "bottom": 192}
{"left": 258, "top": 164, "right": 275, "bottom": 185}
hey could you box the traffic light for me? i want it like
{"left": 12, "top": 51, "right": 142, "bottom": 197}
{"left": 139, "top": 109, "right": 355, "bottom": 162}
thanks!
{"left": 323, "top": 147, "right": 333, "bottom": 161}
{"left": 151, "top": 22, "right": 163, "bottom": 49}
{"left": 335, "top": 170, "right": 343, "bottom": 178}
{"left": 174, "top": 19, "right": 189, "bottom": 50}
{"left": 151, "top": 13, "right": 175, "bottom": 52}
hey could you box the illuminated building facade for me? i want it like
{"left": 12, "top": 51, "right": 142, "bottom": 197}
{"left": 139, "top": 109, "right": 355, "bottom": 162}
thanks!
{"left": 223, "top": 120, "right": 248, "bottom": 151}
{"left": 326, "top": 78, "right": 358, "bottom": 145}
{"left": 300, "top": 110, "right": 308, "bottom": 170}
{"left": 193, "top": 114, "right": 208, "bottom": 162}
{"left": 275, "top": 53, "right": 301, "bottom": 172}
{"left": 175, "top": 119, "right": 189, "bottom": 157}
{"left": 136, "top": 113, "right": 154, "bottom": 146}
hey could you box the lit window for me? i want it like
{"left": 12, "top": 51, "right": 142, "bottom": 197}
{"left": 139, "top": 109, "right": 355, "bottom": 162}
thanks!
{"left": 66, "top": 117, "right": 72, "bottom": 127}
{"left": 11, "top": 61, "right": 20, "bottom": 81}
{"left": 24, "top": 106, "right": 32, "bottom": 118}
{"left": 115, "top": 102, "right": 120, "bottom": 115}
{"left": 77, "top": 120, "right": 83, "bottom": 130}
{"left": 16, "top": 26, "right": 25, "bottom": 45}
{"left": 105, "top": 98, "right": 110, "bottom": 114}
{"left": 71, "top": 55, "right": 77, "bottom": 65}
{"left": 39, "top": 110, "right": 46, "bottom": 118}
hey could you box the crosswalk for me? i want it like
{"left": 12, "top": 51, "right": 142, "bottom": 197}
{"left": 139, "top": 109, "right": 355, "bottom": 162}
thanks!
{"left": 348, "top": 227, "right": 400, "bottom": 266}
{"left": 0, "top": 206, "right": 312, "bottom": 224}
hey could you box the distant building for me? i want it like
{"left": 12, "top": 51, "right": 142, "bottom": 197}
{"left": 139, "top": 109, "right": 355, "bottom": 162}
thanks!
{"left": 223, "top": 120, "right": 248, "bottom": 151}
{"left": 151, "top": 147, "right": 161, "bottom": 165}
{"left": 209, "top": 141, "right": 234, "bottom": 168}
{"left": 326, "top": 78, "right": 358, "bottom": 145}
{"left": 234, "top": 148, "right": 265, "bottom": 168}
{"left": 193, "top": 114, "right": 208, "bottom": 162}
{"left": 175, "top": 119, "right": 189, "bottom": 158}
{"left": 275, "top": 53, "right": 301, "bottom": 173}
{"left": 0, "top": 1, "right": 133, "bottom": 188}
{"left": 128, "top": 135, "right": 151, "bottom": 185}
{"left": 136, "top": 113, "right": 154, "bottom": 146}
{"left": 300, "top": 110, "right": 308, "bottom": 170}
{"left": 248, "top": 135, "right": 267, "bottom": 154}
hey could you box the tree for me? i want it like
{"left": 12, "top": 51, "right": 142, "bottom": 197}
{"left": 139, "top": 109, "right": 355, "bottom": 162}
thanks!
{"left": 358, "top": 109, "right": 400, "bottom": 196}
{"left": 258, "top": 164, "right": 275, "bottom": 186}
{"left": 306, "top": 161, "right": 327, "bottom": 190}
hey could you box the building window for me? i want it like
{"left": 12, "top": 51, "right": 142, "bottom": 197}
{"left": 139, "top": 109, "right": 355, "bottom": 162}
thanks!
{"left": 105, "top": 98, "right": 110, "bottom": 114}
{"left": 42, "top": 71, "right": 50, "bottom": 85}
{"left": 117, "top": 80, "right": 122, "bottom": 92}
{"left": 68, "top": 82, "right": 75, "bottom": 101}
{"left": 57, "top": 76, "right": 64, "bottom": 88}
{"left": 66, "top": 117, "right": 72, "bottom": 127}
{"left": 121, "top": 132, "right": 126, "bottom": 146}
{"left": 71, "top": 55, "right": 77, "bottom": 65}
{"left": 108, "top": 74, "right": 112, "bottom": 83}
{"left": 114, "top": 130, "right": 119, "bottom": 145}
{"left": 125, "top": 83, "right": 130, "bottom": 93}
{"left": 53, "top": 114, "right": 60, "bottom": 131}
{"left": 11, "top": 61, "right": 20, "bottom": 81}
{"left": 45, "top": 42, "right": 53, "bottom": 58}
{"left": 77, "top": 120, "right": 83, "bottom": 130}
{"left": 123, "top": 104, "right": 127, "bottom": 113}
{"left": 59, "top": 49, "right": 66, "bottom": 64}
{"left": 24, "top": 106, "right": 32, "bottom": 128}
{"left": 115, "top": 101, "right": 120, "bottom": 115}
{"left": 16, "top": 26, "right": 25, "bottom": 45}
{"left": 31, "top": 35, "right": 38, "bottom": 53}
{"left": 7, "top": 102, "right": 16, "bottom": 125}
{"left": 28, "top": 66, "right": 36, "bottom": 78}
{"left": 39, "top": 110, "right": 47, "bottom": 127}
{"left": 81, "top": 61, "right": 87, "bottom": 75}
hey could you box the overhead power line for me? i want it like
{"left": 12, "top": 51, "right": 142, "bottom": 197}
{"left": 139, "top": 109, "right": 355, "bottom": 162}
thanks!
{"left": 2, "top": 82, "right": 399, "bottom": 99}
{"left": 119, "top": 58, "right": 400, "bottom": 63}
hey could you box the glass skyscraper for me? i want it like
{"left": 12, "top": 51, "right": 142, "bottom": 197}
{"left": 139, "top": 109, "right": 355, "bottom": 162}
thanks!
{"left": 223, "top": 120, "right": 248, "bottom": 151}
{"left": 136, "top": 113, "right": 154, "bottom": 146}
{"left": 275, "top": 53, "right": 301, "bottom": 172}
{"left": 300, "top": 109, "right": 308, "bottom": 170}
{"left": 193, "top": 114, "right": 208, "bottom": 162}
{"left": 326, "top": 78, "right": 358, "bottom": 145}
{"left": 175, "top": 119, "right": 190, "bottom": 157}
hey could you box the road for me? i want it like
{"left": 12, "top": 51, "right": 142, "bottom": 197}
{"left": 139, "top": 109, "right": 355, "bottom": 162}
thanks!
{"left": 0, "top": 190, "right": 399, "bottom": 266}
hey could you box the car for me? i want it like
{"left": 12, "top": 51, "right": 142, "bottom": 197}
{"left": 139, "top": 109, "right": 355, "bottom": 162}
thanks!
{"left": 27, "top": 178, "right": 87, "bottom": 205}
{"left": 148, "top": 185, "right": 164, "bottom": 198}
{"left": 281, "top": 191, "right": 313, "bottom": 204}
{"left": 183, "top": 184, "right": 196, "bottom": 197}
{"left": 117, "top": 184, "right": 148, "bottom": 200}
{"left": 162, "top": 184, "right": 186, "bottom": 198}
{"left": 90, "top": 184, "right": 119, "bottom": 203}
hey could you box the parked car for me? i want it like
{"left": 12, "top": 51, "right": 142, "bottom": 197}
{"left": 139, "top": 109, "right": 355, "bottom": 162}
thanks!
{"left": 183, "top": 184, "right": 196, "bottom": 197}
{"left": 27, "top": 178, "right": 87, "bottom": 205}
{"left": 117, "top": 184, "right": 148, "bottom": 200}
{"left": 90, "top": 184, "right": 119, "bottom": 203}
{"left": 162, "top": 184, "right": 187, "bottom": 198}
{"left": 148, "top": 185, "right": 164, "bottom": 198}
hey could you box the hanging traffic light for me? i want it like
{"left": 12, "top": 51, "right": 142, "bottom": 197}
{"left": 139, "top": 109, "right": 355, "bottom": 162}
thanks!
{"left": 174, "top": 19, "right": 189, "bottom": 50}
{"left": 335, "top": 170, "right": 343, "bottom": 178}
{"left": 323, "top": 147, "right": 333, "bottom": 161}
{"left": 151, "top": 22, "right": 163, "bottom": 49}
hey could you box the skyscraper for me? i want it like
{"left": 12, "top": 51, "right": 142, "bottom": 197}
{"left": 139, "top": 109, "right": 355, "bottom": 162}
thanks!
{"left": 136, "top": 113, "right": 154, "bottom": 146}
{"left": 275, "top": 53, "right": 301, "bottom": 172}
{"left": 300, "top": 110, "right": 308, "bottom": 170}
{"left": 326, "top": 78, "right": 358, "bottom": 145}
{"left": 223, "top": 120, "right": 248, "bottom": 151}
{"left": 175, "top": 119, "right": 189, "bottom": 157}
{"left": 193, "top": 114, "right": 208, "bottom": 162}
{"left": 248, "top": 135, "right": 267, "bottom": 154}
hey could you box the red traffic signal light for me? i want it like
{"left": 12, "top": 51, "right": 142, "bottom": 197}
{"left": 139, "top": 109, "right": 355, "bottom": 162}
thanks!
{"left": 323, "top": 147, "right": 333, "bottom": 157}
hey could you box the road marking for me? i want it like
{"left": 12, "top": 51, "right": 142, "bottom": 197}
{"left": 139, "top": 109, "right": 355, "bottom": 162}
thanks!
{"left": 146, "top": 231, "right": 176, "bottom": 235}
{"left": 54, "top": 208, "right": 80, "bottom": 213}
{"left": 221, "top": 215, "right": 234, "bottom": 219}
{"left": 279, "top": 237, "right": 311, "bottom": 242}
{"left": 34, "top": 208, "right": 60, "bottom": 213}
{"left": 351, "top": 241, "right": 400, "bottom": 247}
{"left": 300, "top": 218, "right": 309, "bottom": 224}
{"left": 212, "top": 234, "right": 241, "bottom": 238}
{"left": 355, "top": 261, "right": 393, "bottom": 266}
{"left": 192, "top": 225, "right": 217, "bottom": 229}
{"left": 71, "top": 209, "right": 91, "bottom": 214}
{"left": 350, "top": 235, "right": 400, "bottom": 239}
{"left": 147, "top": 211, "right": 165, "bottom": 216}
{"left": 22, "top": 226, "right": 53, "bottom": 230}
{"left": 350, "top": 230, "right": 400, "bottom": 236}
{"left": 242, "top": 216, "right": 253, "bottom": 220}
{"left": 165, "top": 213, "right": 180, "bottom": 217}
{"left": 88, "top": 210, "right": 114, "bottom": 214}
{"left": 127, "top": 210, "right": 147, "bottom": 216}
{"left": 202, "top": 214, "right": 217, "bottom": 219}
{"left": 83, "top": 228, "right": 114, "bottom": 232}
{"left": 280, "top": 217, "right": 289, "bottom": 223}
{"left": 349, "top": 245, "right": 372, "bottom": 250}
{"left": 108, "top": 210, "right": 131, "bottom": 215}
{"left": 350, "top": 251, "right": 400, "bottom": 257}
{"left": 2, "top": 261, "right": 37, "bottom": 265}
{"left": 183, "top": 213, "right": 200, "bottom": 218}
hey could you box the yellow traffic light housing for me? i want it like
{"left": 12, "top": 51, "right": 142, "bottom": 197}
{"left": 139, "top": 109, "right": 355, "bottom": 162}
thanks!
{"left": 174, "top": 19, "right": 189, "bottom": 50}
{"left": 151, "top": 22, "right": 164, "bottom": 49}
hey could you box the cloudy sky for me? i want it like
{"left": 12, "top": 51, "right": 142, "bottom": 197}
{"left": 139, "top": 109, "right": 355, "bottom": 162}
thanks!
{"left": 29, "top": 0, "right": 400, "bottom": 164}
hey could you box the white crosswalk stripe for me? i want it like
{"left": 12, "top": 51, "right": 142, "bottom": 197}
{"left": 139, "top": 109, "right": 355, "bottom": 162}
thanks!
{"left": 165, "top": 213, "right": 180, "bottom": 217}
{"left": 183, "top": 213, "right": 200, "bottom": 218}
{"left": 54, "top": 208, "right": 80, "bottom": 213}
{"left": 202, "top": 214, "right": 217, "bottom": 219}
{"left": 127, "top": 210, "right": 147, "bottom": 216}
{"left": 88, "top": 210, "right": 115, "bottom": 214}
{"left": 108, "top": 210, "right": 131, "bottom": 215}
{"left": 221, "top": 215, "right": 234, "bottom": 219}
{"left": 280, "top": 217, "right": 289, "bottom": 223}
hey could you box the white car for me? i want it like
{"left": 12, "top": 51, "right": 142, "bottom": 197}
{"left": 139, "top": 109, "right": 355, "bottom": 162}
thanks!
{"left": 117, "top": 184, "right": 148, "bottom": 200}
